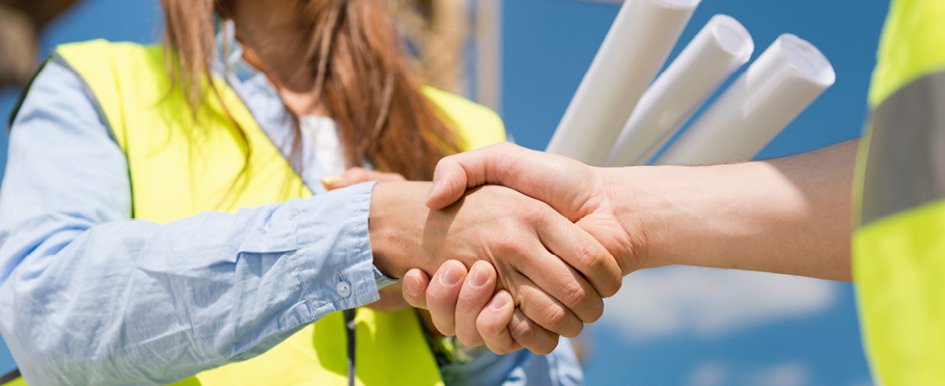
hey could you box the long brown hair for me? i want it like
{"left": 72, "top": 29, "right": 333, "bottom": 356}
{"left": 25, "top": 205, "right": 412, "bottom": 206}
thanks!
{"left": 160, "top": 0, "right": 463, "bottom": 180}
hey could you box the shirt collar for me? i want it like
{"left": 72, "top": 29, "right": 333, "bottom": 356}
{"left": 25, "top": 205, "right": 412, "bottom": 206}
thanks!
{"left": 212, "top": 17, "right": 261, "bottom": 83}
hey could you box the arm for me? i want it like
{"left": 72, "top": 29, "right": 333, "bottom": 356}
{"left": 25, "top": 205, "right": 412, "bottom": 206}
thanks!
{"left": 407, "top": 141, "right": 856, "bottom": 351}
{"left": 0, "top": 62, "right": 386, "bottom": 384}
{"left": 427, "top": 141, "right": 856, "bottom": 279}
{"left": 0, "top": 64, "right": 620, "bottom": 383}
{"left": 610, "top": 141, "right": 855, "bottom": 280}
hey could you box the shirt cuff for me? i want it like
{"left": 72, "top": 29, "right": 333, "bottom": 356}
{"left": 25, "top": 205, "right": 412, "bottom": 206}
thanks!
{"left": 373, "top": 265, "right": 400, "bottom": 290}
{"left": 292, "top": 181, "right": 381, "bottom": 317}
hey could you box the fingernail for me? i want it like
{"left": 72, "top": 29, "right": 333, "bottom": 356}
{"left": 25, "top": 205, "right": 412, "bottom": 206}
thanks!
{"left": 491, "top": 293, "right": 509, "bottom": 309}
{"left": 440, "top": 264, "right": 463, "bottom": 286}
{"left": 427, "top": 179, "right": 443, "bottom": 201}
{"left": 470, "top": 264, "right": 490, "bottom": 286}
{"left": 404, "top": 275, "right": 420, "bottom": 298}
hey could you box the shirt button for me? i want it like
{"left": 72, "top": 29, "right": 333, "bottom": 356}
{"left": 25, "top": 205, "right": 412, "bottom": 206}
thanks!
{"left": 337, "top": 281, "right": 352, "bottom": 298}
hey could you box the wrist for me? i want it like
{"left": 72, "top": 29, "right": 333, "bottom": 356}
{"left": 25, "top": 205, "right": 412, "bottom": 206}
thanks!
{"left": 600, "top": 166, "right": 678, "bottom": 270}
{"left": 369, "top": 181, "right": 432, "bottom": 278}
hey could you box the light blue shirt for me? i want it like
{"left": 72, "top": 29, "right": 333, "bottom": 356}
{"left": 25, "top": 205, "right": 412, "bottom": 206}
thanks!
{"left": 0, "top": 38, "right": 583, "bottom": 385}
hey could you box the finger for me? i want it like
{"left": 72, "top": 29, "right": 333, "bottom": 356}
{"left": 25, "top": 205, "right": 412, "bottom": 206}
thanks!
{"left": 455, "top": 261, "right": 498, "bottom": 346}
{"left": 538, "top": 213, "right": 623, "bottom": 299}
{"left": 509, "top": 226, "right": 605, "bottom": 324}
{"left": 513, "top": 275, "right": 584, "bottom": 338}
{"left": 426, "top": 260, "right": 467, "bottom": 336}
{"left": 508, "top": 308, "right": 559, "bottom": 355}
{"left": 333, "top": 167, "right": 374, "bottom": 188}
{"left": 402, "top": 269, "right": 431, "bottom": 309}
{"left": 476, "top": 290, "right": 519, "bottom": 354}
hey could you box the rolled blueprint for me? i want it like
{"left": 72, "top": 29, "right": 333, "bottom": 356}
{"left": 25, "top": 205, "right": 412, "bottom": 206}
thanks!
{"left": 606, "top": 15, "right": 753, "bottom": 167}
{"left": 655, "top": 34, "right": 835, "bottom": 165}
{"left": 546, "top": 0, "right": 700, "bottom": 166}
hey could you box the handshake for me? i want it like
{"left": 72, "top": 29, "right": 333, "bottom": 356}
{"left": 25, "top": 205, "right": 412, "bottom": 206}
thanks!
{"left": 367, "top": 140, "right": 854, "bottom": 356}
{"left": 366, "top": 142, "right": 648, "bottom": 355}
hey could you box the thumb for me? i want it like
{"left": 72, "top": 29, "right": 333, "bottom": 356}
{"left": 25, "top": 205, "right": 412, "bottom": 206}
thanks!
{"left": 426, "top": 142, "right": 522, "bottom": 209}
{"left": 426, "top": 156, "right": 473, "bottom": 209}
{"left": 426, "top": 142, "right": 593, "bottom": 219}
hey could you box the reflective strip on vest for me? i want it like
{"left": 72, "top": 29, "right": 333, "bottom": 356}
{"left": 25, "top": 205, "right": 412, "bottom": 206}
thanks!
{"left": 0, "top": 369, "right": 23, "bottom": 386}
{"left": 855, "top": 1, "right": 945, "bottom": 383}
{"left": 43, "top": 40, "right": 506, "bottom": 386}
{"left": 855, "top": 70, "right": 945, "bottom": 386}
{"left": 859, "top": 70, "right": 945, "bottom": 226}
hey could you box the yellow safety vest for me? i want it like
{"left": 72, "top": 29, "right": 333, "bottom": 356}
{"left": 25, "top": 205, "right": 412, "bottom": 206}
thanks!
{"left": 854, "top": 0, "right": 945, "bottom": 385}
{"left": 6, "top": 39, "right": 505, "bottom": 386}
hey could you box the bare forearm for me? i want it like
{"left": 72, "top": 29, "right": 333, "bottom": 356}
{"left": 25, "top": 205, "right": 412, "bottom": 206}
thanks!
{"left": 609, "top": 140, "right": 857, "bottom": 281}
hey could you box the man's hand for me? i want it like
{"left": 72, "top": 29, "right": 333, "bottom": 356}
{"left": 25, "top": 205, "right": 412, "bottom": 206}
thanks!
{"left": 403, "top": 143, "right": 646, "bottom": 353}
{"left": 427, "top": 143, "right": 642, "bottom": 272}
{"left": 370, "top": 181, "right": 622, "bottom": 354}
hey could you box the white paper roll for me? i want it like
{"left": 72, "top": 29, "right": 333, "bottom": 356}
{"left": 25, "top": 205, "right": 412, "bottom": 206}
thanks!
{"left": 606, "top": 15, "right": 753, "bottom": 167}
{"left": 546, "top": 0, "right": 700, "bottom": 166}
{"left": 655, "top": 34, "right": 835, "bottom": 165}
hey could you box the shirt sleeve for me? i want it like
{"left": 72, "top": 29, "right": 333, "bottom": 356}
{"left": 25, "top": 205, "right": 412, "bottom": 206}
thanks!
{"left": 440, "top": 338, "right": 585, "bottom": 386}
{"left": 0, "top": 60, "right": 381, "bottom": 385}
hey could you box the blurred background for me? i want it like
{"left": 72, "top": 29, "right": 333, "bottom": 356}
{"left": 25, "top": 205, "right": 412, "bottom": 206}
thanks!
{"left": 0, "top": 0, "right": 887, "bottom": 385}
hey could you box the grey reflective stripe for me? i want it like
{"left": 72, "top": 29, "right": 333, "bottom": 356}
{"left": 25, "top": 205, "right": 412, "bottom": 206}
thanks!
{"left": 860, "top": 68, "right": 945, "bottom": 226}
{"left": 0, "top": 368, "right": 20, "bottom": 385}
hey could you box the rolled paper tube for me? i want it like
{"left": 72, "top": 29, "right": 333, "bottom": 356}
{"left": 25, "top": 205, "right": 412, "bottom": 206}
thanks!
{"left": 654, "top": 34, "right": 835, "bottom": 165}
{"left": 606, "top": 14, "right": 754, "bottom": 167}
{"left": 546, "top": 0, "right": 700, "bottom": 166}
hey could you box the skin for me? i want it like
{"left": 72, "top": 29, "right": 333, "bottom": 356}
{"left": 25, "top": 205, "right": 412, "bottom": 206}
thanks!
{"left": 403, "top": 140, "right": 858, "bottom": 353}
{"left": 229, "top": 0, "right": 625, "bottom": 354}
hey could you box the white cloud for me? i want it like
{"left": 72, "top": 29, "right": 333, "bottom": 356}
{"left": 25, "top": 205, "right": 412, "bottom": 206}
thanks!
{"left": 687, "top": 361, "right": 812, "bottom": 386}
{"left": 745, "top": 362, "right": 809, "bottom": 386}
{"left": 687, "top": 362, "right": 729, "bottom": 386}
{"left": 602, "top": 266, "right": 837, "bottom": 341}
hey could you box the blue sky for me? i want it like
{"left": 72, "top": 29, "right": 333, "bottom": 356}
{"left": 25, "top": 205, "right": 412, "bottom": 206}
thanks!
{"left": 0, "top": 1, "right": 888, "bottom": 384}
{"left": 502, "top": 1, "right": 886, "bottom": 385}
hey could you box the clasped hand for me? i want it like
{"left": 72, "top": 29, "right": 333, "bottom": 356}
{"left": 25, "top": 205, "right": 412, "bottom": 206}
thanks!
{"left": 399, "top": 143, "right": 644, "bottom": 355}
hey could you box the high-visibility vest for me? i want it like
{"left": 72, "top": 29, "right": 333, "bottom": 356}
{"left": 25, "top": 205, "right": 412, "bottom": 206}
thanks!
{"left": 854, "top": 0, "right": 945, "bottom": 384}
{"left": 6, "top": 39, "right": 505, "bottom": 386}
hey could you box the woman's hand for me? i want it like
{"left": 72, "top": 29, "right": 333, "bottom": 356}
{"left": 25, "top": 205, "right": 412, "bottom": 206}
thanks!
{"left": 325, "top": 167, "right": 409, "bottom": 312}
{"left": 369, "top": 181, "right": 622, "bottom": 354}
{"left": 402, "top": 143, "right": 645, "bottom": 354}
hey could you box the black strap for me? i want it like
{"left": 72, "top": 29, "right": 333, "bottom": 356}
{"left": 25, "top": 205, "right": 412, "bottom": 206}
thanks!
{"left": 344, "top": 309, "right": 356, "bottom": 386}
{"left": 0, "top": 368, "right": 21, "bottom": 385}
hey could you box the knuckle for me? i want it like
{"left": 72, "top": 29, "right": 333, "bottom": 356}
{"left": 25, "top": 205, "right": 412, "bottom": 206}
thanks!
{"left": 540, "top": 304, "right": 570, "bottom": 332}
{"left": 491, "top": 235, "right": 521, "bottom": 257}
{"left": 495, "top": 142, "right": 514, "bottom": 151}
{"left": 508, "top": 318, "right": 536, "bottom": 343}
{"left": 577, "top": 239, "right": 606, "bottom": 271}
{"left": 522, "top": 203, "right": 550, "bottom": 225}
{"left": 562, "top": 282, "right": 589, "bottom": 310}
{"left": 477, "top": 313, "right": 506, "bottom": 337}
